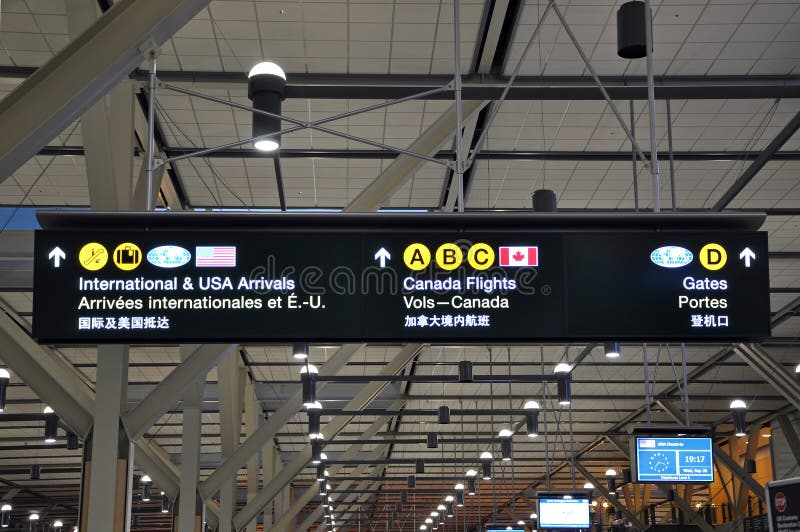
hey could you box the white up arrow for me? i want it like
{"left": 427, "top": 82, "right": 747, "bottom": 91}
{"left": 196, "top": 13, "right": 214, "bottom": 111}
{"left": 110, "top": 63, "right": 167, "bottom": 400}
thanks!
{"left": 374, "top": 247, "right": 391, "bottom": 268}
{"left": 739, "top": 247, "right": 756, "bottom": 268}
{"left": 48, "top": 246, "right": 66, "bottom": 268}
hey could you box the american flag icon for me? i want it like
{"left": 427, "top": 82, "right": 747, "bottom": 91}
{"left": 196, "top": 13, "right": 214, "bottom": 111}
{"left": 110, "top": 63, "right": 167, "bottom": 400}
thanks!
{"left": 195, "top": 246, "right": 236, "bottom": 267}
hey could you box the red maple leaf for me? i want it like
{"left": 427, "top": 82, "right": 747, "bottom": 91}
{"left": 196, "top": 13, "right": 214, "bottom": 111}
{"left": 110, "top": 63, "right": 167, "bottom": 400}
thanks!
{"left": 512, "top": 250, "right": 525, "bottom": 261}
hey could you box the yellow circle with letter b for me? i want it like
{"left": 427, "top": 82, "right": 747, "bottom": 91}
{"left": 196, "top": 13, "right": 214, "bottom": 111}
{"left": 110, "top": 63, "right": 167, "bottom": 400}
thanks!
{"left": 435, "top": 243, "right": 463, "bottom": 271}
{"left": 699, "top": 243, "right": 727, "bottom": 271}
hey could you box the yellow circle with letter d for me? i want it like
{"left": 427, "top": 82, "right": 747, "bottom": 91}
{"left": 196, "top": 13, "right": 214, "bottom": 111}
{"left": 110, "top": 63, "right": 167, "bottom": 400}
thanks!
{"left": 699, "top": 243, "right": 727, "bottom": 271}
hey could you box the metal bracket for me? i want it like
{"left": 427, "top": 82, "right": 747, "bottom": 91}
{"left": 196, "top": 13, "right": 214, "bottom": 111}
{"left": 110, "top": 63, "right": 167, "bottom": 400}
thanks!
{"left": 138, "top": 39, "right": 161, "bottom": 59}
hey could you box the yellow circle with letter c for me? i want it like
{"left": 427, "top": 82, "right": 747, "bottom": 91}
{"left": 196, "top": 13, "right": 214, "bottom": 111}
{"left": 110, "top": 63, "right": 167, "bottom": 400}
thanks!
{"left": 699, "top": 243, "right": 727, "bottom": 271}
{"left": 467, "top": 243, "right": 494, "bottom": 270}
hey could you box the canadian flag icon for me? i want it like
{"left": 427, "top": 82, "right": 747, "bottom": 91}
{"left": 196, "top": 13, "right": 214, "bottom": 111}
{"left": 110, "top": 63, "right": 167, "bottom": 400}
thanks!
{"left": 499, "top": 246, "right": 539, "bottom": 267}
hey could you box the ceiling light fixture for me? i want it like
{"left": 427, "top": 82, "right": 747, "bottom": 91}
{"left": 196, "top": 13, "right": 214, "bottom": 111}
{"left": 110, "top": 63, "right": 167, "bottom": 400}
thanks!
{"left": 524, "top": 401, "right": 540, "bottom": 437}
{"left": 1, "top": 504, "right": 11, "bottom": 528}
{"left": 437, "top": 405, "right": 451, "bottom": 424}
{"left": 408, "top": 475, "right": 416, "bottom": 489}
{"left": 606, "top": 468, "right": 617, "bottom": 495}
{"left": 247, "top": 62, "right": 286, "bottom": 152}
{"left": 480, "top": 451, "right": 493, "bottom": 480}
{"left": 730, "top": 400, "right": 748, "bottom": 437}
{"left": 0, "top": 368, "right": 9, "bottom": 413}
{"left": 455, "top": 491, "right": 465, "bottom": 508}
{"left": 43, "top": 406, "right": 58, "bottom": 443}
{"left": 616, "top": 1, "right": 648, "bottom": 59}
{"left": 498, "top": 428, "right": 513, "bottom": 461}
{"left": 416, "top": 459, "right": 425, "bottom": 474}
{"left": 161, "top": 491, "right": 171, "bottom": 514}
{"left": 467, "top": 478, "right": 476, "bottom": 495}
{"left": 293, "top": 342, "right": 309, "bottom": 360}
{"left": 300, "top": 364, "right": 319, "bottom": 408}
{"left": 584, "top": 482, "right": 594, "bottom": 490}
{"left": 141, "top": 474, "right": 152, "bottom": 502}
{"left": 604, "top": 342, "right": 621, "bottom": 358}
{"left": 53, "top": 520, "right": 63, "bottom": 529}
{"left": 553, "top": 363, "right": 572, "bottom": 405}
{"left": 427, "top": 433, "right": 438, "bottom": 449}
{"left": 458, "top": 361, "right": 473, "bottom": 382}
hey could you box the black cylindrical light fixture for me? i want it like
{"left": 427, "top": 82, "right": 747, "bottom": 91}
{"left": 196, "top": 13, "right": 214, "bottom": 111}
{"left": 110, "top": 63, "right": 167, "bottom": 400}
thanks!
{"left": 1, "top": 503, "right": 11, "bottom": 528}
{"left": 499, "top": 429, "right": 513, "bottom": 461}
{"left": 407, "top": 475, "right": 416, "bottom": 488}
{"left": 604, "top": 341, "right": 621, "bottom": 358}
{"left": 395, "top": 502, "right": 402, "bottom": 513}
{"left": 730, "top": 400, "right": 747, "bottom": 437}
{"left": 622, "top": 469, "right": 632, "bottom": 484}
{"left": 308, "top": 408, "right": 322, "bottom": 439}
{"left": 458, "top": 361, "right": 473, "bottom": 382}
{"left": 532, "top": 189, "right": 557, "bottom": 212}
{"left": 142, "top": 484, "right": 152, "bottom": 502}
{"left": 311, "top": 439, "right": 323, "bottom": 464}
{"left": 427, "top": 433, "right": 438, "bottom": 448}
{"left": 319, "top": 479, "right": 327, "bottom": 496}
{"left": 66, "top": 431, "right": 79, "bottom": 450}
{"left": 0, "top": 368, "right": 9, "bottom": 413}
{"left": 617, "top": 1, "right": 647, "bottom": 59}
{"left": 467, "top": 478, "right": 476, "bottom": 495}
{"left": 247, "top": 62, "right": 287, "bottom": 152}
{"left": 554, "top": 363, "right": 572, "bottom": 406}
{"left": 43, "top": 407, "right": 58, "bottom": 443}
{"left": 437, "top": 405, "right": 451, "bottom": 424}
{"left": 400, "top": 491, "right": 408, "bottom": 503}
{"left": 455, "top": 492, "right": 464, "bottom": 507}
{"left": 606, "top": 468, "right": 617, "bottom": 495}
{"left": 301, "top": 365, "right": 319, "bottom": 407}
{"left": 415, "top": 459, "right": 425, "bottom": 474}
{"left": 480, "top": 451, "right": 493, "bottom": 480}
{"left": 317, "top": 463, "right": 326, "bottom": 481}
{"left": 29, "top": 464, "right": 40, "bottom": 481}
{"left": 446, "top": 503, "right": 454, "bottom": 517}
{"left": 161, "top": 491, "right": 171, "bottom": 514}
{"left": 293, "top": 342, "right": 309, "bottom": 360}
{"left": 524, "top": 400, "right": 540, "bottom": 437}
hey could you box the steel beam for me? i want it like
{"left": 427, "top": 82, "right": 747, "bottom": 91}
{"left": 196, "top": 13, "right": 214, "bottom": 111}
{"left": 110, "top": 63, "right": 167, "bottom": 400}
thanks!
{"left": 0, "top": 312, "right": 94, "bottom": 437}
{"left": 177, "top": 345, "right": 205, "bottom": 532}
{"left": 269, "top": 400, "right": 404, "bottom": 532}
{"left": 713, "top": 111, "right": 800, "bottom": 211}
{"left": 126, "top": 344, "right": 237, "bottom": 440}
{"left": 656, "top": 399, "right": 765, "bottom": 501}
{"left": 776, "top": 414, "right": 800, "bottom": 468}
{"left": 244, "top": 381, "right": 260, "bottom": 532}
{"left": 344, "top": 102, "right": 485, "bottom": 212}
{"left": 733, "top": 344, "right": 800, "bottom": 413}
{"left": 200, "top": 344, "right": 363, "bottom": 500}
{"left": 218, "top": 350, "right": 246, "bottom": 532}
{"left": 86, "top": 345, "right": 129, "bottom": 532}
{"left": 0, "top": 0, "right": 211, "bottom": 183}
{"left": 572, "top": 462, "right": 645, "bottom": 530}
{"left": 233, "top": 344, "right": 425, "bottom": 531}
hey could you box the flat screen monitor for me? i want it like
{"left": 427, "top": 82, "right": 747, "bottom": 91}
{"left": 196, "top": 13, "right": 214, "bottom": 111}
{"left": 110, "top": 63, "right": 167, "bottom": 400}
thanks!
{"left": 486, "top": 526, "right": 525, "bottom": 532}
{"left": 631, "top": 437, "right": 714, "bottom": 483}
{"left": 537, "top": 497, "right": 591, "bottom": 529}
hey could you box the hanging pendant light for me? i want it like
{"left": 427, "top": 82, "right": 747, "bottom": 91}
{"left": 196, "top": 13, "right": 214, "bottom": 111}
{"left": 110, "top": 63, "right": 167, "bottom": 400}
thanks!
{"left": 605, "top": 468, "right": 618, "bottom": 495}
{"left": 617, "top": 1, "right": 648, "bottom": 59}
{"left": 480, "top": 451, "right": 493, "bottom": 479}
{"left": 467, "top": 478, "right": 477, "bottom": 495}
{"left": 43, "top": 406, "right": 58, "bottom": 443}
{"left": 1, "top": 504, "right": 11, "bottom": 528}
{"left": 407, "top": 475, "right": 416, "bottom": 488}
{"left": 498, "top": 428, "right": 513, "bottom": 461}
{"left": 141, "top": 475, "right": 152, "bottom": 502}
{"left": 427, "top": 433, "right": 438, "bottom": 448}
{"left": 161, "top": 491, "right": 171, "bottom": 514}
{"left": 553, "top": 363, "right": 572, "bottom": 405}
{"left": 416, "top": 459, "right": 425, "bottom": 474}
{"left": 730, "top": 399, "right": 747, "bottom": 437}
{"left": 524, "top": 401, "right": 540, "bottom": 437}
{"left": 604, "top": 342, "right": 621, "bottom": 358}
{"left": 307, "top": 401, "right": 322, "bottom": 439}
{"left": 247, "top": 62, "right": 286, "bottom": 152}
{"left": 300, "top": 365, "right": 319, "bottom": 408}
{"left": 455, "top": 492, "right": 465, "bottom": 507}
{"left": 311, "top": 439, "right": 324, "bottom": 464}
{"left": 437, "top": 406, "right": 451, "bottom": 424}
{"left": 293, "top": 342, "right": 309, "bottom": 360}
{"left": 0, "top": 368, "right": 9, "bottom": 413}
{"left": 458, "top": 361, "right": 473, "bottom": 382}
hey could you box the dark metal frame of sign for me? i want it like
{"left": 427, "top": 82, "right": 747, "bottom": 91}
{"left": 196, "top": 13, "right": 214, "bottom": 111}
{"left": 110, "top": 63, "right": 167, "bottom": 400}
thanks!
{"left": 629, "top": 436, "right": 715, "bottom": 484}
{"left": 32, "top": 212, "right": 771, "bottom": 345}
{"left": 535, "top": 491, "right": 593, "bottom": 530}
{"left": 485, "top": 526, "right": 525, "bottom": 532}
{"left": 766, "top": 477, "right": 800, "bottom": 532}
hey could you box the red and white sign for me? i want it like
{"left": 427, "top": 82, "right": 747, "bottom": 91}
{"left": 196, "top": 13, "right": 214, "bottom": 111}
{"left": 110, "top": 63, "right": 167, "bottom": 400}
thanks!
{"left": 195, "top": 246, "right": 236, "bottom": 267}
{"left": 775, "top": 492, "right": 787, "bottom": 512}
{"left": 499, "top": 246, "right": 539, "bottom": 267}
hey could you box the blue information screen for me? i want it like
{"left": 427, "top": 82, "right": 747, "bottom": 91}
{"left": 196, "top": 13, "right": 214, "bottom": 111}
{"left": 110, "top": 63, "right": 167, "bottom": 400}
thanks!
{"left": 537, "top": 498, "right": 591, "bottom": 529}
{"left": 634, "top": 437, "right": 714, "bottom": 483}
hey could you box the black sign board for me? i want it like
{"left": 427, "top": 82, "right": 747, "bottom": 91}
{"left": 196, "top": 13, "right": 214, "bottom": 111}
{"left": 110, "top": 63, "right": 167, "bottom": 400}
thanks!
{"left": 32, "top": 213, "right": 771, "bottom": 344}
{"left": 767, "top": 477, "right": 800, "bottom": 532}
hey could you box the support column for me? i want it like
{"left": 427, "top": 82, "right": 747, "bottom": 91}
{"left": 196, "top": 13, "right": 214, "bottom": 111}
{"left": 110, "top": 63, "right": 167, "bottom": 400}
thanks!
{"left": 82, "top": 345, "right": 130, "bottom": 532}
{"left": 244, "top": 383, "right": 260, "bottom": 532}
{"left": 261, "top": 440, "right": 278, "bottom": 529}
{"left": 218, "top": 351, "right": 245, "bottom": 532}
{"left": 176, "top": 345, "right": 205, "bottom": 532}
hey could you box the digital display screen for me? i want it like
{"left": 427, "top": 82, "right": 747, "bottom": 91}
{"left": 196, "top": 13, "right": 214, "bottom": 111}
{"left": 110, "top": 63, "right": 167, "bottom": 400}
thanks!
{"left": 632, "top": 437, "right": 714, "bottom": 483}
{"left": 486, "top": 527, "right": 525, "bottom": 532}
{"left": 537, "top": 498, "right": 591, "bottom": 529}
{"left": 32, "top": 228, "right": 770, "bottom": 343}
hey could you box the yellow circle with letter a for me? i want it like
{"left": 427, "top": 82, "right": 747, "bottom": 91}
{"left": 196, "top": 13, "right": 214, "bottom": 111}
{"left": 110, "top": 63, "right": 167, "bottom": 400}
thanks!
{"left": 699, "top": 243, "right": 727, "bottom": 271}
{"left": 467, "top": 243, "right": 494, "bottom": 270}
{"left": 78, "top": 242, "right": 108, "bottom": 271}
{"left": 113, "top": 243, "right": 142, "bottom": 271}
{"left": 403, "top": 243, "right": 431, "bottom": 271}
{"left": 435, "top": 243, "right": 463, "bottom": 271}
